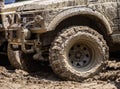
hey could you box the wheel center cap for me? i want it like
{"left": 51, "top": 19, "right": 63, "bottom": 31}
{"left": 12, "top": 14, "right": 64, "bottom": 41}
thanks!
{"left": 75, "top": 52, "right": 81, "bottom": 59}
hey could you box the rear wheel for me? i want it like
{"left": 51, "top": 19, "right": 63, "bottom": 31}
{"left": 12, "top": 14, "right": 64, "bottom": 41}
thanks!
{"left": 49, "top": 26, "right": 109, "bottom": 81}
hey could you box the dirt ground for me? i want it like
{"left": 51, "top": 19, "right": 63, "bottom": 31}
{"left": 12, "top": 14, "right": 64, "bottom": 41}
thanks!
{"left": 0, "top": 55, "right": 119, "bottom": 89}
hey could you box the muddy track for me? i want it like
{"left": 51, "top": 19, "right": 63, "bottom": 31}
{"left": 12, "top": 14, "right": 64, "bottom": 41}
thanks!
{"left": 0, "top": 57, "right": 119, "bottom": 89}
{"left": 83, "top": 60, "right": 120, "bottom": 82}
{"left": 101, "top": 60, "right": 120, "bottom": 81}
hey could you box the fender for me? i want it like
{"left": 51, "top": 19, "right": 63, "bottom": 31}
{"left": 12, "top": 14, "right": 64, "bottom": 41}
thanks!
{"left": 47, "top": 7, "right": 112, "bottom": 34}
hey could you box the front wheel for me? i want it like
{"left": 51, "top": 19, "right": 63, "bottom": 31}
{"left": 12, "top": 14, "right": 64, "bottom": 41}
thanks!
{"left": 49, "top": 26, "right": 109, "bottom": 81}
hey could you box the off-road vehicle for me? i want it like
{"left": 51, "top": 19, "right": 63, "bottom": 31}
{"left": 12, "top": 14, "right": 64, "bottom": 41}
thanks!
{"left": 0, "top": 0, "right": 119, "bottom": 81}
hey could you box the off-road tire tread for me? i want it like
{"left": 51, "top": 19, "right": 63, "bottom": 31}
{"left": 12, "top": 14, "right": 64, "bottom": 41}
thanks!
{"left": 49, "top": 26, "right": 109, "bottom": 81}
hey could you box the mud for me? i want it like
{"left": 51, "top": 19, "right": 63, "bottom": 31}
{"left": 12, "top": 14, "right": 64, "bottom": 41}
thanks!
{"left": 0, "top": 56, "right": 119, "bottom": 89}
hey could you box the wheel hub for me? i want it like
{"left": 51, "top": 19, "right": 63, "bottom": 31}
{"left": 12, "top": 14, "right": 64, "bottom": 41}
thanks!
{"left": 69, "top": 44, "right": 91, "bottom": 68}
{"left": 75, "top": 52, "right": 81, "bottom": 59}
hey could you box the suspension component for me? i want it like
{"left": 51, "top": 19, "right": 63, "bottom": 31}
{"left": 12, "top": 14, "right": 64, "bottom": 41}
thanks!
{"left": 21, "top": 28, "right": 34, "bottom": 53}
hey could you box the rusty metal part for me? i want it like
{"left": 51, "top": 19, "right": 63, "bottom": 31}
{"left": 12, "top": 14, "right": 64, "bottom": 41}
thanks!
{"left": 23, "top": 15, "right": 46, "bottom": 34}
{"left": 21, "top": 28, "right": 34, "bottom": 53}
{"left": 30, "top": 28, "right": 46, "bottom": 34}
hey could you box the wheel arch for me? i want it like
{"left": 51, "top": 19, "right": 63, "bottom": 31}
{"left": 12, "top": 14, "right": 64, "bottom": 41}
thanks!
{"left": 47, "top": 7, "right": 112, "bottom": 38}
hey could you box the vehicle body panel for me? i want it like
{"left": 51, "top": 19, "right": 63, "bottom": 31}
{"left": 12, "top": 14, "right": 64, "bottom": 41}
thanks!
{"left": 0, "top": 0, "right": 117, "bottom": 33}
{"left": 0, "top": 0, "right": 119, "bottom": 46}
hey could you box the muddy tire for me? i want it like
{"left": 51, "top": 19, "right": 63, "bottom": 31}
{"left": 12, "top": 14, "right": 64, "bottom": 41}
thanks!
{"left": 7, "top": 44, "right": 34, "bottom": 71}
{"left": 49, "top": 26, "right": 109, "bottom": 81}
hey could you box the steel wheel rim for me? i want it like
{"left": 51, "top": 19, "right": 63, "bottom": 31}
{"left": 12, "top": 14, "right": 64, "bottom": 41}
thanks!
{"left": 69, "top": 43, "right": 92, "bottom": 69}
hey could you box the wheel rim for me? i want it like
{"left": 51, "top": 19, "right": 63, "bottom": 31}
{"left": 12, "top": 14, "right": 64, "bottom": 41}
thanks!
{"left": 69, "top": 43, "right": 92, "bottom": 68}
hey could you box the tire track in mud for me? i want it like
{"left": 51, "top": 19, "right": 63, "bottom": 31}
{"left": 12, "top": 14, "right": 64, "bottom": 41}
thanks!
{"left": 0, "top": 60, "right": 119, "bottom": 82}
{"left": 101, "top": 60, "right": 120, "bottom": 81}
{"left": 0, "top": 56, "right": 119, "bottom": 89}
{"left": 104, "top": 60, "right": 120, "bottom": 82}
{"left": 84, "top": 60, "right": 120, "bottom": 81}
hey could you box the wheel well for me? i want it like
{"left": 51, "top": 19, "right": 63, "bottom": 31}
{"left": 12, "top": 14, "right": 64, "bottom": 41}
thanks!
{"left": 41, "top": 15, "right": 110, "bottom": 46}
{"left": 55, "top": 15, "right": 109, "bottom": 40}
